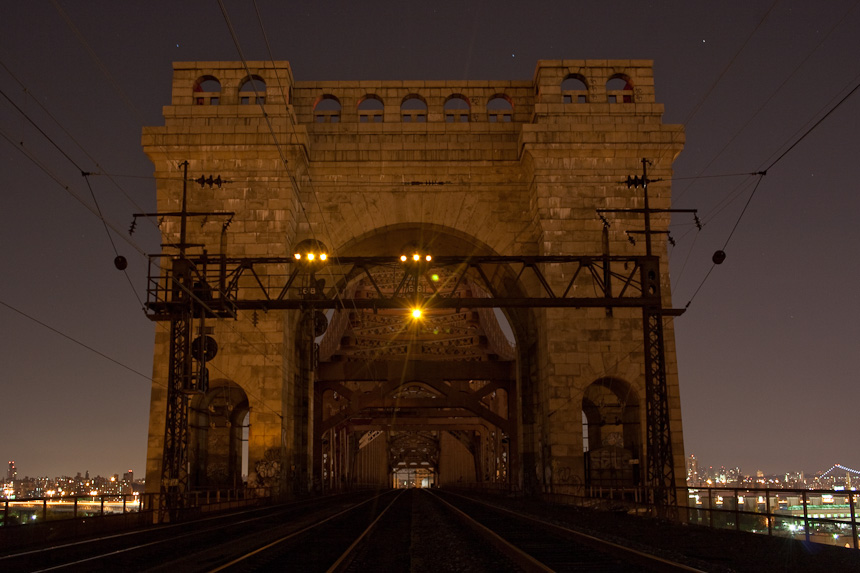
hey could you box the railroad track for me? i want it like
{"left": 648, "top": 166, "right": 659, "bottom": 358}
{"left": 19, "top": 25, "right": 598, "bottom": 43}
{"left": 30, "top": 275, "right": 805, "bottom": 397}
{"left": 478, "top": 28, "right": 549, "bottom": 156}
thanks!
{"left": 2, "top": 488, "right": 706, "bottom": 572}
{"left": 428, "top": 490, "right": 705, "bottom": 572}
{"left": 0, "top": 490, "right": 389, "bottom": 572}
{"left": 212, "top": 489, "right": 705, "bottom": 572}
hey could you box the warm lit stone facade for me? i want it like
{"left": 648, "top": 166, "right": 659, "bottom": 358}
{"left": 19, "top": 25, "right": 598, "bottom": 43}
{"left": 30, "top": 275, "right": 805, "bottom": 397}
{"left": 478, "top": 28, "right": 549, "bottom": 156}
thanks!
{"left": 142, "top": 60, "right": 686, "bottom": 496}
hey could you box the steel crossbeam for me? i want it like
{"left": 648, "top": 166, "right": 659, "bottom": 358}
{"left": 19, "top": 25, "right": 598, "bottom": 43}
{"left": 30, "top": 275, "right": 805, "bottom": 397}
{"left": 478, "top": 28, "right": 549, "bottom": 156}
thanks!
{"left": 144, "top": 254, "right": 662, "bottom": 315}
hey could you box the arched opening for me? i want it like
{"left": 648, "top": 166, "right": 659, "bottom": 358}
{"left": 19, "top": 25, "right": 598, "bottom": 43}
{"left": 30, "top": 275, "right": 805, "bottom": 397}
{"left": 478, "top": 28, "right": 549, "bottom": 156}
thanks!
{"left": 401, "top": 94, "right": 427, "bottom": 122}
{"left": 239, "top": 75, "right": 266, "bottom": 105}
{"left": 193, "top": 76, "right": 221, "bottom": 105}
{"left": 561, "top": 74, "right": 588, "bottom": 103}
{"left": 606, "top": 74, "right": 634, "bottom": 103}
{"left": 486, "top": 94, "right": 513, "bottom": 122}
{"left": 314, "top": 95, "right": 342, "bottom": 122}
{"left": 444, "top": 94, "right": 470, "bottom": 122}
{"left": 303, "top": 224, "right": 537, "bottom": 494}
{"left": 189, "top": 379, "right": 250, "bottom": 490}
{"left": 358, "top": 95, "right": 384, "bottom": 123}
{"left": 581, "top": 377, "right": 641, "bottom": 488}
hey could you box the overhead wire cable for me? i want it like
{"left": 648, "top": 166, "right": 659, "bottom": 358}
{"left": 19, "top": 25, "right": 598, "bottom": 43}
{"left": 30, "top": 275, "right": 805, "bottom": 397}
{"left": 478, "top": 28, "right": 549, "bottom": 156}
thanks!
{"left": 0, "top": 127, "right": 148, "bottom": 257}
{"left": 15, "top": 4, "right": 294, "bottom": 423}
{"left": 221, "top": 0, "right": 364, "bottom": 333}
{"left": 0, "top": 82, "right": 147, "bottom": 304}
{"left": 0, "top": 298, "right": 152, "bottom": 382}
{"left": 667, "top": 4, "right": 860, "bottom": 303}
{"left": 0, "top": 60, "right": 153, "bottom": 217}
{"left": 623, "top": 2, "right": 779, "bottom": 291}
{"left": 759, "top": 75, "right": 860, "bottom": 173}
{"left": 672, "top": 0, "right": 860, "bottom": 203}
{"left": 681, "top": 73, "right": 860, "bottom": 309}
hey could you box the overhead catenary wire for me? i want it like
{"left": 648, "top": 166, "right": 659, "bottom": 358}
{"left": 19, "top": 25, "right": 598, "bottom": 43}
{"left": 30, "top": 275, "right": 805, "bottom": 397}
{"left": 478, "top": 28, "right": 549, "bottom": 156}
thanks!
{"left": 0, "top": 298, "right": 152, "bottom": 382}
{"left": 0, "top": 294, "right": 291, "bottom": 422}
{"left": 672, "top": 0, "right": 860, "bottom": 204}
{"left": 682, "top": 74, "right": 860, "bottom": 309}
{"left": 218, "top": 0, "right": 365, "bottom": 328}
{"left": 41, "top": 1, "right": 320, "bottom": 407}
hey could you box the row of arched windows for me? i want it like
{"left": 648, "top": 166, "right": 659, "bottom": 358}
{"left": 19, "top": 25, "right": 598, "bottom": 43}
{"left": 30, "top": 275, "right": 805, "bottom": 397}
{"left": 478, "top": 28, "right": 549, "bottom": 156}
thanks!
{"left": 193, "top": 75, "right": 267, "bottom": 106}
{"left": 312, "top": 94, "right": 514, "bottom": 124}
{"left": 190, "top": 72, "right": 636, "bottom": 109}
{"left": 562, "top": 73, "right": 634, "bottom": 104}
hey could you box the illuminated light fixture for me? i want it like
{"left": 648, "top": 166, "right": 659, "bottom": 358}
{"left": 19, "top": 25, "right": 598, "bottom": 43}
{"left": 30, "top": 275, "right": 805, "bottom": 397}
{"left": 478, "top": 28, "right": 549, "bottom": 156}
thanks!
{"left": 425, "top": 255, "right": 432, "bottom": 262}
{"left": 431, "top": 273, "right": 439, "bottom": 282}
{"left": 294, "top": 253, "right": 301, "bottom": 260}
{"left": 412, "top": 253, "right": 420, "bottom": 261}
{"left": 320, "top": 253, "right": 327, "bottom": 261}
{"left": 307, "top": 253, "right": 315, "bottom": 261}
{"left": 400, "top": 255, "right": 407, "bottom": 262}
{"left": 411, "top": 308, "right": 422, "bottom": 319}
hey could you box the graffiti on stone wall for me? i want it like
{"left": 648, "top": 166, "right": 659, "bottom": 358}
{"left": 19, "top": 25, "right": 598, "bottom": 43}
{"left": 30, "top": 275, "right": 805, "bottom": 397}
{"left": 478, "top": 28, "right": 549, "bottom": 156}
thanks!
{"left": 248, "top": 447, "right": 281, "bottom": 491}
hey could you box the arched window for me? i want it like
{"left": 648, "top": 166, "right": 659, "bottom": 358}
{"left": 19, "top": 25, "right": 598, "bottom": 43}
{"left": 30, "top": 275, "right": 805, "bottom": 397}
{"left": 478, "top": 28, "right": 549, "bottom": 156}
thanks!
{"left": 487, "top": 95, "right": 513, "bottom": 122}
{"left": 444, "top": 94, "right": 470, "bottom": 123}
{"left": 314, "top": 95, "right": 341, "bottom": 123}
{"left": 193, "top": 76, "right": 221, "bottom": 105}
{"left": 561, "top": 74, "right": 588, "bottom": 103}
{"left": 401, "top": 95, "right": 427, "bottom": 123}
{"left": 606, "top": 75, "right": 634, "bottom": 103}
{"left": 358, "top": 95, "right": 384, "bottom": 123}
{"left": 239, "top": 75, "right": 266, "bottom": 105}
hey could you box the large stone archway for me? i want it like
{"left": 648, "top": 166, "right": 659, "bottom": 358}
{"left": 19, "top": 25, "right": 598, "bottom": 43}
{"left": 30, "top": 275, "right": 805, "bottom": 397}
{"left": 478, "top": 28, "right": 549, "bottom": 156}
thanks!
{"left": 142, "top": 59, "right": 687, "bottom": 501}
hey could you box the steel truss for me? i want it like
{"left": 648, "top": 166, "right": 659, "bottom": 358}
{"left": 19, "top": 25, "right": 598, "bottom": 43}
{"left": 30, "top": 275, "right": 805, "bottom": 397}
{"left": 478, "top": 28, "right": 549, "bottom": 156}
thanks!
{"left": 146, "top": 251, "right": 681, "bottom": 516}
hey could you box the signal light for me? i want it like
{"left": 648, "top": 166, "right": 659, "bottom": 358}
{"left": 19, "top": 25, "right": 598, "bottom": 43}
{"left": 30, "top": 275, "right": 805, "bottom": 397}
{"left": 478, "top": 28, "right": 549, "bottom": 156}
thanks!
{"left": 293, "top": 251, "right": 328, "bottom": 262}
{"left": 400, "top": 251, "right": 432, "bottom": 263}
{"left": 411, "top": 308, "right": 422, "bottom": 319}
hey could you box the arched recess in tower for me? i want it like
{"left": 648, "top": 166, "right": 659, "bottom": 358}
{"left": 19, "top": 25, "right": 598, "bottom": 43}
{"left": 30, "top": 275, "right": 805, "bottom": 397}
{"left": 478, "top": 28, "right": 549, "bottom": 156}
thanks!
{"left": 581, "top": 377, "right": 642, "bottom": 489}
{"left": 188, "top": 379, "right": 250, "bottom": 490}
{"left": 298, "top": 225, "right": 535, "bottom": 492}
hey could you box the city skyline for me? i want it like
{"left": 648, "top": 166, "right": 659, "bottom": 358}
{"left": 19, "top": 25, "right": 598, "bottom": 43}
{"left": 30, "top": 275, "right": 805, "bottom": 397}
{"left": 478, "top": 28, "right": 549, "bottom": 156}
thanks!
{"left": 1, "top": 1, "right": 858, "bottom": 478}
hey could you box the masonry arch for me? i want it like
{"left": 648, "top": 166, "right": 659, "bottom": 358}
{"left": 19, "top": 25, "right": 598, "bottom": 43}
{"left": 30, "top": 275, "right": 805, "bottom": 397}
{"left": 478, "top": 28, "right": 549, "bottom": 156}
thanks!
{"left": 487, "top": 94, "right": 513, "bottom": 122}
{"left": 239, "top": 75, "right": 266, "bottom": 104}
{"left": 189, "top": 379, "right": 250, "bottom": 489}
{"left": 400, "top": 94, "right": 428, "bottom": 122}
{"left": 193, "top": 75, "right": 221, "bottom": 105}
{"left": 562, "top": 73, "right": 588, "bottom": 103}
{"left": 606, "top": 74, "right": 634, "bottom": 103}
{"left": 357, "top": 94, "right": 384, "bottom": 122}
{"left": 314, "top": 94, "right": 342, "bottom": 122}
{"left": 295, "top": 223, "right": 538, "bottom": 493}
{"left": 581, "top": 376, "right": 642, "bottom": 488}
{"left": 444, "top": 94, "right": 470, "bottom": 122}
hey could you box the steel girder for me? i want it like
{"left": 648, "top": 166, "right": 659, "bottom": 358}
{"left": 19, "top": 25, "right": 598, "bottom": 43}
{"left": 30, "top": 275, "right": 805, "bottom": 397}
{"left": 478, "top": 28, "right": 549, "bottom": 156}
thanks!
{"left": 147, "top": 253, "right": 680, "bottom": 511}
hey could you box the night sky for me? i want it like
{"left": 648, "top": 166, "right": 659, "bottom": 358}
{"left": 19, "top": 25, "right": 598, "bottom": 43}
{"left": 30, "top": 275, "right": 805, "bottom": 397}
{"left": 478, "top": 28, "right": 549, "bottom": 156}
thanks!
{"left": 1, "top": 1, "right": 857, "bottom": 479}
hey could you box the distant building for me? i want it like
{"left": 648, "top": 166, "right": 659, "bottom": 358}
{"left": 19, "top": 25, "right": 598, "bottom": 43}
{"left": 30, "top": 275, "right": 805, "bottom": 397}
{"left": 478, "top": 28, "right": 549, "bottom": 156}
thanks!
{"left": 7, "top": 460, "right": 17, "bottom": 481}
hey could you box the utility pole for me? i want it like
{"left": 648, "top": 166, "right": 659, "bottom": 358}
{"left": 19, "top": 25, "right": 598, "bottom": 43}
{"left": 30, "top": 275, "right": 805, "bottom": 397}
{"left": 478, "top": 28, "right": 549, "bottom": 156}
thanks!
{"left": 134, "top": 161, "right": 233, "bottom": 521}
{"left": 598, "top": 158, "right": 699, "bottom": 518}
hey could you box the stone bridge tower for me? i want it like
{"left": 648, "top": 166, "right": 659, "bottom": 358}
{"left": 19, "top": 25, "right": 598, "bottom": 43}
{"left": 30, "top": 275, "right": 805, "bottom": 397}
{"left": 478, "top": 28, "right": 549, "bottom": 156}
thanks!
{"left": 142, "top": 59, "right": 686, "bottom": 498}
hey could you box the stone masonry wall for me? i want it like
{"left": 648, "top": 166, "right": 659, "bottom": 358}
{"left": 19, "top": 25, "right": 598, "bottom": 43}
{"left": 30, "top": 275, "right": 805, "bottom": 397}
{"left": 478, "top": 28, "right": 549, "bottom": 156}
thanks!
{"left": 142, "top": 59, "right": 686, "bottom": 494}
